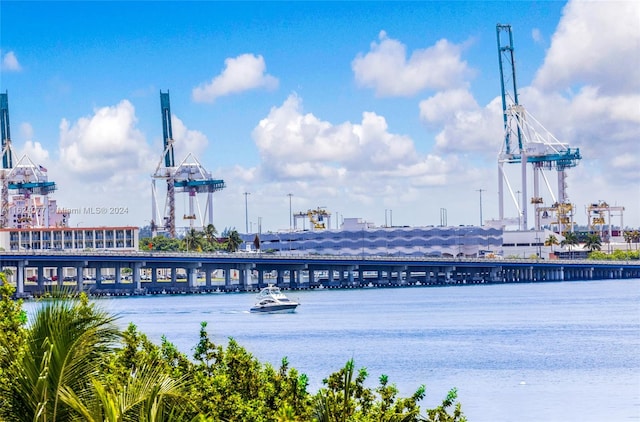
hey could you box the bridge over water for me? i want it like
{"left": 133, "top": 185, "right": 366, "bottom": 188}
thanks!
{"left": 1, "top": 251, "right": 638, "bottom": 297}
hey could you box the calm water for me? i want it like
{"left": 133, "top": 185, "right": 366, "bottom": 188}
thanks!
{"left": 26, "top": 279, "right": 640, "bottom": 421}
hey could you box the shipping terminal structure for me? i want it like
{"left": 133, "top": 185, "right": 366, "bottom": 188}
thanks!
{"left": 151, "top": 91, "right": 226, "bottom": 239}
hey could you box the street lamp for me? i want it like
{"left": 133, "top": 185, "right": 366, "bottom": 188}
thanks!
{"left": 516, "top": 190, "right": 522, "bottom": 230}
{"left": 243, "top": 192, "right": 250, "bottom": 233}
{"left": 287, "top": 193, "right": 293, "bottom": 231}
{"left": 477, "top": 189, "right": 485, "bottom": 226}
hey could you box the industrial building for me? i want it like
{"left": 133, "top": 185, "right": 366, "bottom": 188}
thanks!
{"left": 244, "top": 218, "right": 503, "bottom": 258}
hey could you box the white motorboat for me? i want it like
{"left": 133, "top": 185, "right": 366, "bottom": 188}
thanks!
{"left": 250, "top": 284, "right": 299, "bottom": 313}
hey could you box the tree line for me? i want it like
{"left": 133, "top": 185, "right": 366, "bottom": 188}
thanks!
{"left": 140, "top": 224, "right": 244, "bottom": 253}
{"left": 0, "top": 276, "right": 466, "bottom": 422}
{"left": 544, "top": 231, "right": 639, "bottom": 260}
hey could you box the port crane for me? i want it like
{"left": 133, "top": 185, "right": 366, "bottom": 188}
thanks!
{"left": 0, "top": 91, "right": 12, "bottom": 227}
{"left": 151, "top": 91, "right": 225, "bottom": 237}
{"left": 293, "top": 207, "right": 331, "bottom": 231}
{"left": 586, "top": 201, "right": 625, "bottom": 241}
{"left": 0, "top": 92, "right": 62, "bottom": 228}
{"left": 496, "top": 24, "right": 581, "bottom": 233}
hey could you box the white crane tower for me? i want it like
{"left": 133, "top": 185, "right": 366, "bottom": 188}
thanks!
{"left": 496, "top": 24, "right": 581, "bottom": 233}
{"left": 151, "top": 91, "right": 225, "bottom": 238}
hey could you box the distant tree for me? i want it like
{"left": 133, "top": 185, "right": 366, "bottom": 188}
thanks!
{"left": 203, "top": 224, "right": 219, "bottom": 251}
{"left": 584, "top": 233, "right": 602, "bottom": 252}
{"left": 633, "top": 231, "right": 640, "bottom": 250}
{"left": 544, "top": 234, "right": 560, "bottom": 254}
{"left": 183, "top": 228, "right": 205, "bottom": 252}
{"left": 225, "top": 230, "right": 243, "bottom": 253}
{"left": 587, "top": 251, "right": 609, "bottom": 260}
{"left": 623, "top": 230, "right": 640, "bottom": 251}
{"left": 141, "top": 235, "right": 182, "bottom": 252}
{"left": 561, "top": 232, "right": 579, "bottom": 252}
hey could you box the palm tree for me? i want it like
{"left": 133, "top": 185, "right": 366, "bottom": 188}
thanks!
{"left": 584, "top": 233, "right": 602, "bottom": 252}
{"left": 1, "top": 291, "right": 200, "bottom": 422}
{"left": 544, "top": 234, "right": 560, "bottom": 254}
{"left": 2, "top": 292, "right": 121, "bottom": 421}
{"left": 183, "top": 228, "right": 204, "bottom": 252}
{"left": 203, "top": 224, "right": 218, "bottom": 250}
{"left": 626, "top": 230, "right": 640, "bottom": 251}
{"left": 59, "top": 364, "right": 195, "bottom": 422}
{"left": 226, "top": 229, "right": 243, "bottom": 253}
{"left": 561, "top": 231, "right": 579, "bottom": 258}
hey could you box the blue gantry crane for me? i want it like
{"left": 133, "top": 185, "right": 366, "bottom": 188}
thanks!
{"left": 496, "top": 24, "right": 581, "bottom": 232}
{"left": 0, "top": 92, "right": 59, "bottom": 228}
{"left": 151, "top": 90, "right": 225, "bottom": 238}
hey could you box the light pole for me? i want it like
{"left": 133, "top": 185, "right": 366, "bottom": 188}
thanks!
{"left": 243, "top": 192, "right": 250, "bottom": 233}
{"left": 287, "top": 193, "right": 293, "bottom": 231}
{"left": 516, "top": 190, "right": 522, "bottom": 230}
{"left": 477, "top": 188, "right": 485, "bottom": 226}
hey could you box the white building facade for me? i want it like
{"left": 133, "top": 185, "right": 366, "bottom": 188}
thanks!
{"left": 0, "top": 226, "right": 139, "bottom": 252}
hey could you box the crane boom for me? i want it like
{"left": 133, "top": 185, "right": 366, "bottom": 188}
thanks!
{"left": 0, "top": 91, "right": 13, "bottom": 169}
{"left": 495, "top": 24, "right": 581, "bottom": 232}
{"left": 496, "top": 23, "right": 522, "bottom": 156}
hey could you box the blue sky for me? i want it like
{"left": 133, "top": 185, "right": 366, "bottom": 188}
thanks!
{"left": 1, "top": 1, "right": 638, "bottom": 233}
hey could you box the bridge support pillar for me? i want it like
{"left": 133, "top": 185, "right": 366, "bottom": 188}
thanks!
{"left": 205, "top": 269, "right": 212, "bottom": 288}
{"left": 225, "top": 268, "right": 232, "bottom": 289}
{"left": 76, "top": 265, "right": 84, "bottom": 292}
{"left": 115, "top": 265, "right": 122, "bottom": 286}
{"left": 187, "top": 267, "right": 197, "bottom": 289}
{"left": 16, "top": 260, "right": 25, "bottom": 295}
{"left": 36, "top": 266, "right": 44, "bottom": 289}
{"left": 133, "top": 262, "right": 142, "bottom": 291}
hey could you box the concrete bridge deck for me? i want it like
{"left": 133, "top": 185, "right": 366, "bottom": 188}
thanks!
{"left": 1, "top": 251, "right": 638, "bottom": 297}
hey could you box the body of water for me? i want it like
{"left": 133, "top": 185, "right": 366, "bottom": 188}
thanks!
{"left": 26, "top": 279, "right": 640, "bottom": 421}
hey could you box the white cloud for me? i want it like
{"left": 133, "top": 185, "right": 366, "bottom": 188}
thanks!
{"left": 192, "top": 54, "right": 279, "bottom": 103}
{"left": 1, "top": 50, "right": 21, "bottom": 71}
{"left": 58, "top": 100, "right": 154, "bottom": 181}
{"left": 243, "top": 92, "right": 485, "bottom": 226}
{"left": 516, "top": 85, "right": 640, "bottom": 185}
{"left": 419, "top": 89, "right": 503, "bottom": 155}
{"left": 533, "top": 0, "right": 640, "bottom": 95}
{"left": 352, "top": 31, "right": 472, "bottom": 97}
{"left": 170, "top": 114, "right": 208, "bottom": 162}
{"left": 18, "top": 140, "right": 50, "bottom": 165}
{"left": 253, "top": 94, "right": 421, "bottom": 180}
